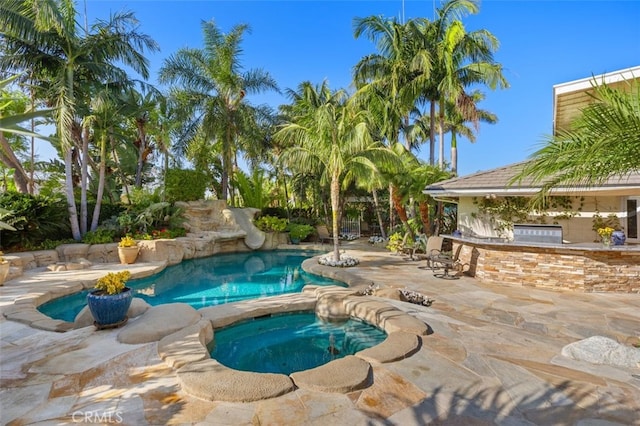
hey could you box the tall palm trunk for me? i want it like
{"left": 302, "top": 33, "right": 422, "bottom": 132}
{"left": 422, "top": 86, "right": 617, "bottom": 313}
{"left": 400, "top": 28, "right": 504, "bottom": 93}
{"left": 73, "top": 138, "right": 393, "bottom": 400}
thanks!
{"left": 451, "top": 131, "right": 458, "bottom": 175}
{"left": 429, "top": 101, "right": 437, "bottom": 166}
{"left": 330, "top": 173, "right": 341, "bottom": 261}
{"left": 418, "top": 200, "right": 431, "bottom": 235}
{"left": 80, "top": 125, "right": 90, "bottom": 235}
{"left": 438, "top": 98, "right": 445, "bottom": 169}
{"left": 134, "top": 118, "right": 147, "bottom": 188}
{"left": 371, "top": 188, "right": 386, "bottom": 239}
{"left": 0, "top": 133, "right": 29, "bottom": 193}
{"left": 64, "top": 147, "right": 81, "bottom": 240}
{"left": 90, "top": 132, "right": 108, "bottom": 231}
{"left": 391, "top": 184, "right": 414, "bottom": 241}
{"left": 221, "top": 125, "right": 232, "bottom": 203}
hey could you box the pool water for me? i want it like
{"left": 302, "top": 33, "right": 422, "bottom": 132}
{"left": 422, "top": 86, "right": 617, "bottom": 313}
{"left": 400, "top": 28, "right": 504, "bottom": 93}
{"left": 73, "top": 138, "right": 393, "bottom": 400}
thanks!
{"left": 209, "top": 312, "right": 387, "bottom": 375}
{"left": 38, "top": 251, "right": 343, "bottom": 322}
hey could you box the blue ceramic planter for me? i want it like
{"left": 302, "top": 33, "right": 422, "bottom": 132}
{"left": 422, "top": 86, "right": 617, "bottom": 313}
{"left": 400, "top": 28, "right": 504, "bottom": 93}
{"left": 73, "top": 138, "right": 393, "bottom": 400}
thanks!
{"left": 612, "top": 230, "right": 626, "bottom": 246}
{"left": 87, "top": 287, "right": 133, "bottom": 327}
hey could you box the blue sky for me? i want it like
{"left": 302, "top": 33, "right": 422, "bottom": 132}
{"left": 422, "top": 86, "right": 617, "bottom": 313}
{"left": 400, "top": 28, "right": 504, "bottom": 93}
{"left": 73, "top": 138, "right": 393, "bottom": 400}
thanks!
{"left": 74, "top": 0, "right": 639, "bottom": 177}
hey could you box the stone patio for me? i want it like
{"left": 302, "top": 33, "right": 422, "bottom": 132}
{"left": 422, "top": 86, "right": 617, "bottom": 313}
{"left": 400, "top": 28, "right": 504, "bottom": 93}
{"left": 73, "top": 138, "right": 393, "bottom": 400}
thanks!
{"left": 1, "top": 241, "right": 639, "bottom": 425}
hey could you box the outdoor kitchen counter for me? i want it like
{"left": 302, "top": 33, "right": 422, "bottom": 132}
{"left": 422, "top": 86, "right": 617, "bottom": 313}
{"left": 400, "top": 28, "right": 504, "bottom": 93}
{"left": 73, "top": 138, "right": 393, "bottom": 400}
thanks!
{"left": 440, "top": 235, "right": 640, "bottom": 293}
{"left": 443, "top": 235, "right": 640, "bottom": 252}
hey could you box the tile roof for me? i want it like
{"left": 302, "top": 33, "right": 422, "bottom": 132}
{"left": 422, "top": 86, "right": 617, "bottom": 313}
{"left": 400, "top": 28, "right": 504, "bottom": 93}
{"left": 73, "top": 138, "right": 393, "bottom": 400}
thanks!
{"left": 424, "top": 162, "right": 640, "bottom": 196}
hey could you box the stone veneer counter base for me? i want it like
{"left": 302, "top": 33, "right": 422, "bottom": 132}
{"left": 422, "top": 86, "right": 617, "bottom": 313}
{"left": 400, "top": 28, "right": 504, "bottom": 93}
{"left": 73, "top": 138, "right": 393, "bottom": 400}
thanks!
{"left": 446, "top": 236, "right": 640, "bottom": 292}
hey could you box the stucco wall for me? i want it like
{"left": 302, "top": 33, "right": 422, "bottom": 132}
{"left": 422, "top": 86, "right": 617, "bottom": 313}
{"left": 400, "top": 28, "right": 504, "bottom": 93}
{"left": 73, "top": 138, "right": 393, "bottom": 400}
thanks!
{"left": 456, "top": 195, "right": 630, "bottom": 244}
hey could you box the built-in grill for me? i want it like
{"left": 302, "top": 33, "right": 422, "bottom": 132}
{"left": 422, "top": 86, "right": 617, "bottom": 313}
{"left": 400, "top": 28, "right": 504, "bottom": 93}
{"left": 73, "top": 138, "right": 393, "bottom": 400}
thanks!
{"left": 513, "top": 224, "right": 563, "bottom": 244}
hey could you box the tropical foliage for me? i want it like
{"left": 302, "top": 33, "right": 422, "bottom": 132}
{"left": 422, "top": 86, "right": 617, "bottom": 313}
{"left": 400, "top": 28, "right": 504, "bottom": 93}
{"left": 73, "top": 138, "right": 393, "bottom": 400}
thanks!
{"left": 276, "top": 81, "right": 401, "bottom": 261}
{"left": 159, "top": 20, "right": 278, "bottom": 202}
{"left": 514, "top": 79, "right": 640, "bottom": 200}
{"left": 0, "top": 0, "right": 510, "bottom": 250}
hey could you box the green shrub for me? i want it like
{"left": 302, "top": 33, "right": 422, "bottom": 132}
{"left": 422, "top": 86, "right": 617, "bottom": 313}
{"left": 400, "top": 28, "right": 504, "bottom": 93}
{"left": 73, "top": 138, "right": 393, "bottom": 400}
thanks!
{"left": 255, "top": 215, "right": 288, "bottom": 232}
{"left": 386, "top": 232, "right": 406, "bottom": 253}
{"left": 0, "top": 192, "right": 70, "bottom": 250}
{"left": 286, "top": 223, "right": 315, "bottom": 240}
{"left": 165, "top": 169, "right": 207, "bottom": 202}
{"left": 82, "top": 229, "right": 116, "bottom": 245}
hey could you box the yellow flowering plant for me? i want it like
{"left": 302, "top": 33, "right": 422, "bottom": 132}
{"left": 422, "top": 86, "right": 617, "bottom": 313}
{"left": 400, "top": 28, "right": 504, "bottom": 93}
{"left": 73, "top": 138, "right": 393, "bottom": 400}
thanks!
{"left": 94, "top": 270, "right": 131, "bottom": 295}
{"left": 118, "top": 235, "right": 137, "bottom": 248}
{"left": 0, "top": 251, "right": 4, "bottom": 262}
{"left": 597, "top": 227, "right": 615, "bottom": 240}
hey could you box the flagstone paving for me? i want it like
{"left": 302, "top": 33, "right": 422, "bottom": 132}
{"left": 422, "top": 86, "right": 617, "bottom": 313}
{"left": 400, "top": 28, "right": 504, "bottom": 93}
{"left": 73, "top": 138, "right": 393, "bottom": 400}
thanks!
{"left": 1, "top": 242, "right": 639, "bottom": 425}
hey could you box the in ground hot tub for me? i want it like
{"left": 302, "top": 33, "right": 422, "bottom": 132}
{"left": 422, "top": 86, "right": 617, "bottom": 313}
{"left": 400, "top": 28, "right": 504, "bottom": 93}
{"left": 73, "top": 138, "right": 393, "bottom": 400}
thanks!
{"left": 209, "top": 311, "right": 387, "bottom": 375}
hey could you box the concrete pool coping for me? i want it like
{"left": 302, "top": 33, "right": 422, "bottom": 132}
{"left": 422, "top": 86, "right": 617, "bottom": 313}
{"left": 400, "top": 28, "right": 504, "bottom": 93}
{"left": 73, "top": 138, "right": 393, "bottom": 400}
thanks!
{"left": 2, "top": 243, "right": 639, "bottom": 424}
{"left": 1, "top": 251, "right": 430, "bottom": 402}
{"left": 156, "top": 287, "right": 427, "bottom": 402}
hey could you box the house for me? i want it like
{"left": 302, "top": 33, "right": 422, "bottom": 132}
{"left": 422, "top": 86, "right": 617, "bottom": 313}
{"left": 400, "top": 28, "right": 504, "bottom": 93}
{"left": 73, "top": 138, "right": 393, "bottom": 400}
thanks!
{"left": 424, "top": 66, "right": 640, "bottom": 244}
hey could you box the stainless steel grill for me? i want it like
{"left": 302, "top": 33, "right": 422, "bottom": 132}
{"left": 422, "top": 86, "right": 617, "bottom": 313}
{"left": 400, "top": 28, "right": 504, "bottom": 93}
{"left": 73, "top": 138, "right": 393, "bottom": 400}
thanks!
{"left": 513, "top": 224, "right": 563, "bottom": 244}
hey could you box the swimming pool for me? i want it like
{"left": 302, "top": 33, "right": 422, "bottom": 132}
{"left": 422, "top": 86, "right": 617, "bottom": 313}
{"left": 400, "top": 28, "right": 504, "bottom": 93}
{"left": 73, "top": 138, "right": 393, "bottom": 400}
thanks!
{"left": 38, "top": 250, "right": 343, "bottom": 322}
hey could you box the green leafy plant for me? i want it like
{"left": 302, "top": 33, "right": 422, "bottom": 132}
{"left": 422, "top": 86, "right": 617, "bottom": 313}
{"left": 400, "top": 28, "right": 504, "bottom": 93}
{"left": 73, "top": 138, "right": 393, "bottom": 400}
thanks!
{"left": 386, "top": 232, "right": 406, "bottom": 253}
{"left": 592, "top": 213, "right": 620, "bottom": 241}
{"left": 82, "top": 229, "right": 116, "bottom": 245}
{"left": 473, "top": 196, "right": 583, "bottom": 237}
{"left": 286, "top": 223, "right": 315, "bottom": 240}
{"left": 165, "top": 169, "right": 208, "bottom": 202}
{"left": 0, "top": 192, "right": 70, "bottom": 250}
{"left": 118, "top": 236, "right": 137, "bottom": 248}
{"left": 255, "top": 215, "right": 288, "bottom": 232}
{"left": 94, "top": 270, "right": 131, "bottom": 295}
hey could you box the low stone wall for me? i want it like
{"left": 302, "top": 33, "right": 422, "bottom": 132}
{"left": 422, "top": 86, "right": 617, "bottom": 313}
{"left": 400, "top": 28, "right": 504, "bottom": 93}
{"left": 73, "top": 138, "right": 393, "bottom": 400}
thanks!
{"left": 1, "top": 201, "right": 274, "bottom": 281}
{"left": 454, "top": 240, "right": 640, "bottom": 293}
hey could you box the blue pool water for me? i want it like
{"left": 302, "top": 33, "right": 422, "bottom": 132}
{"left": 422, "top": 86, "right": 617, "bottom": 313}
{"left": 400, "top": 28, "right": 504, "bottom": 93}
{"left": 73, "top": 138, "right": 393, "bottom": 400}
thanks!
{"left": 210, "top": 312, "right": 387, "bottom": 375}
{"left": 38, "top": 251, "right": 343, "bottom": 322}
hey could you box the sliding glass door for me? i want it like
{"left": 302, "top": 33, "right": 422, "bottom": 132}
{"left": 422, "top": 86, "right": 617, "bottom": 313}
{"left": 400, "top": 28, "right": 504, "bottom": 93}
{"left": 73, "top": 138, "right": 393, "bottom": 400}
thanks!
{"left": 626, "top": 197, "right": 639, "bottom": 242}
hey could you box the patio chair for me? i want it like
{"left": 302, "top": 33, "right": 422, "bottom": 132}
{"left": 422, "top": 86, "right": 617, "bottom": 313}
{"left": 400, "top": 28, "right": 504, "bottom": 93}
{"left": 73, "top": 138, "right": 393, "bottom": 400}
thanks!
{"left": 316, "top": 225, "right": 332, "bottom": 244}
{"left": 413, "top": 235, "right": 444, "bottom": 261}
{"left": 429, "top": 243, "right": 465, "bottom": 279}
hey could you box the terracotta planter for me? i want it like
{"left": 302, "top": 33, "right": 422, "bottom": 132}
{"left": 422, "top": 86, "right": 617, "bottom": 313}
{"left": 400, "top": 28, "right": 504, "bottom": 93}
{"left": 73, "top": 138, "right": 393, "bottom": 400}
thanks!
{"left": 0, "top": 261, "right": 9, "bottom": 285}
{"left": 118, "top": 246, "right": 139, "bottom": 264}
{"left": 87, "top": 287, "right": 133, "bottom": 328}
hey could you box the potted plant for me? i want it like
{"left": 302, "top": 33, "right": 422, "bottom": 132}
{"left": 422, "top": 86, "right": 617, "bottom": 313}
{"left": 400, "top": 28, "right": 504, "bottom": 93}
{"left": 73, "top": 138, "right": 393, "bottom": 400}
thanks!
{"left": 117, "top": 235, "right": 139, "bottom": 264}
{"left": 597, "top": 227, "right": 615, "bottom": 248}
{"left": 0, "top": 251, "right": 9, "bottom": 285}
{"left": 87, "top": 270, "right": 133, "bottom": 328}
{"left": 286, "top": 223, "right": 315, "bottom": 244}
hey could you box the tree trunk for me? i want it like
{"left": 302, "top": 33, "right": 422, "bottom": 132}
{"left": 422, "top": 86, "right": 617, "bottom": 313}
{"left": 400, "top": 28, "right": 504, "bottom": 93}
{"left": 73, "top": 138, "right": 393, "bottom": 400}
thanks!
{"left": 429, "top": 101, "right": 436, "bottom": 166}
{"left": 438, "top": 98, "right": 445, "bottom": 169}
{"left": 79, "top": 125, "right": 90, "bottom": 235}
{"left": 418, "top": 200, "right": 431, "bottom": 235}
{"left": 135, "top": 119, "right": 146, "bottom": 188}
{"left": 330, "top": 173, "right": 341, "bottom": 262}
{"left": 90, "top": 132, "right": 108, "bottom": 231}
{"left": 451, "top": 131, "right": 458, "bottom": 175}
{"left": 0, "top": 133, "right": 29, "bottom": 193}
{"left": 64, "top": 147, "right": 81, "bottom": 240}
{"left": 372, "top": 188, "right": 386, "bottom": 239}
{"left": 391, "top": 184, "right": 414, "bottom": 241}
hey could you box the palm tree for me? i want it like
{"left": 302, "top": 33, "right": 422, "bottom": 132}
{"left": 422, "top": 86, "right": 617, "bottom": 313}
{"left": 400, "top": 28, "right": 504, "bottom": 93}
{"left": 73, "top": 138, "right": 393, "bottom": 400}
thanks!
{"left": 0, "top": 75, "right": 54, "bottom": 193}
{"left": 353, "top": 16, "right": 434, "bottom": 237}
{"left": 276, "top": 81, "right": 400, "bottom": 261}
{"left": 0, "top": 0, "right": 159, "bottom": 239}
{"left": 440, "top": 90, "right": 497, "bottom": 174}
{"left": 353, "top": 16, "right": 432, "bottom": 151}
{"left": 424, "top": 0, "right": 508, "bottom": 169}
{"left": 159, "top": 20, "right": 278, "bottom": 203}
{"left": 514, "top": 80, "right": 640, "bottom": 200}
